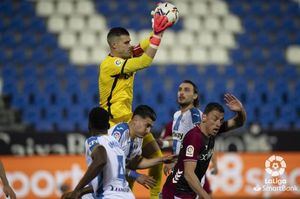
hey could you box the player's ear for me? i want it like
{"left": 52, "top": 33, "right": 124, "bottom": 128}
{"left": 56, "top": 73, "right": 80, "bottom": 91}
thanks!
{"left": 202, "top": 114, "right": 207, "bottom": 123}
{"left": 193, "top": 93, "right": 198, "bottom": 100}
{"left": 111, "top": 42, "right": 118, "bottom": 49}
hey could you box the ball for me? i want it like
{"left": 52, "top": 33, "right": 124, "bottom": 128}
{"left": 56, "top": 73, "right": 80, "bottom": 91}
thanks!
{"left": 154, "top": 2, "right": 179, "bottom": 24}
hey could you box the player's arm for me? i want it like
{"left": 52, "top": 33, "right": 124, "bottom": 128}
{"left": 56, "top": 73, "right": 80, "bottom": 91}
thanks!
{"left": 132, "top": 34, "right": 152, "bottom": 57}
{"left": 157, "top": 136, "right": 173, "bottom": 149}
{"left": 0, "top": 161, "right": 16, "bottom": 199}
{"left": 210, "top": 152, "right": 218, "bottom": 175}
{"left": 184, "top": 161, "right": 211, "bottom": 199}
{"left": 110, "top": 14, "right": 173, "bottom": 75}
{"left": 136, "top": 154, "right": 177, "bottom": 169}
{"left": 220, "top": 93, "right": 247, "bottom": 132}
{"left": 126, "top": 157, "right": 157, "bottom": 189}
{"left": 62, "top": 186, "right": 93, "bottom": 199}
{"left": 126, "top": 168, "right": 157, "bottom": 189}
{"left": 112, "top": 36, "right": 160, "bottom": 75}
{"left": 75, "top": 145, "right": 107, "bottom": 190}
{"left": 157, "top": 121, "right": 173, "bottom": 149}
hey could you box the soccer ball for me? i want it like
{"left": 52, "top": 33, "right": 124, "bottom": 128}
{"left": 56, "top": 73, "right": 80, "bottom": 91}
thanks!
{"left": 154, "top": 2, "right": 179, "bottom": 24}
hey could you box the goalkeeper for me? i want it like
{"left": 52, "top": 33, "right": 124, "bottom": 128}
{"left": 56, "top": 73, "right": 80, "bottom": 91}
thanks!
{"left": 98, "top": 14, "right": 173, "bottom": 199}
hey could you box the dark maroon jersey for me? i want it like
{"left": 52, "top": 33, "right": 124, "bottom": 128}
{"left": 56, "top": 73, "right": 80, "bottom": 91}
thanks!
{"left": 162, "top": 126, "right": 215, "bottom": 198}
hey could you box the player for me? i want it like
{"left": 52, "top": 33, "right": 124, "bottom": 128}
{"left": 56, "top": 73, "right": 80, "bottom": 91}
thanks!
{"left": 62, "top": 107, "right": 134, "bottom": 199}
{"left": 108, "top": 105, "right": 176, "bottom": 189}
{"left": 0, "top": 161, "right": 16, "bottom": 199}
{"left": 98, "top": 14, "right": 173, "bottom": 198}
{"left": 157, "top": 80, "right": 217, "bottom": 195}
{"left": 162, "top": 94, "right": 246, "bottom": 199}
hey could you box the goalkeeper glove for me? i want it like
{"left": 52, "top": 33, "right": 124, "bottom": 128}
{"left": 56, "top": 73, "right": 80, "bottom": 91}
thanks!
{"left": 153, "top": 13, "right": 173, "bottom": 34}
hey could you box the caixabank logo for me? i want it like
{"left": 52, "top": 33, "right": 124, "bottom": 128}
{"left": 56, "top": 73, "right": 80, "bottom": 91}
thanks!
{"left": 253, "top": 155, "right": 298, "bottom": 193}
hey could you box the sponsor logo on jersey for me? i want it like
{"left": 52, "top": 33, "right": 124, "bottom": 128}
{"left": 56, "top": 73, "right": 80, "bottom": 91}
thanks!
{"left": 108, "top": 140, "right": 120, "bottom": 148}
{"left": 109, "top": 185, "right": 130, "bottom": 192}
{"left": 172, "top": 169, "right": 183, "bottom": 183}
{"left": 199, "top": 149, "right": 213, "bottom": 161}
{"left": 87, "top": 137, "right": 99, "bottom": 150}
{"left": 114, "top": 59, "right": 123, "bottom": 67}
{"left": 186, "top": 145, "right": 194, "bottom": 157}
{"left": 173, "top": 132, "right": 184, "bottom": 140}
{"left": 112, "top": 131, "right": 121, "bottom": 141}
{"left": 88, "top": 139, "right": 98, "bottom": 148}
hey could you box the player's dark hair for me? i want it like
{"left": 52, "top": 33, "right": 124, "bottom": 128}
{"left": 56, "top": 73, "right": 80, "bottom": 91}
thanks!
{"left": 107, "top": 27, "right": 129, "bottom": 45}
{"left": 203, "top": 102, "right": 224, "bottom": 114}
{"left": 88, "top": 107, "right": 110, "bottom": 134}
{"left": 133, "top": 105, "right": 157, "bottom": 121}
{"left": 182, "top": 80, "right": 199, "bottom": 107}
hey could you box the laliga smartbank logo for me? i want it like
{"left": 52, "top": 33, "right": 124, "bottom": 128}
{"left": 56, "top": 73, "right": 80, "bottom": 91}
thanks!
{"left": 265, "top": 155, "right": 286, "bottom": 177}
{"left": 253, "top": 155, "right": 298, "bottom": 193}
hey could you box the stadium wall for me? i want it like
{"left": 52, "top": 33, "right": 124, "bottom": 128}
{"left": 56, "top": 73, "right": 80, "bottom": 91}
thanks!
{"left": 1, "top": 153, "right": 299, "bottom": 199}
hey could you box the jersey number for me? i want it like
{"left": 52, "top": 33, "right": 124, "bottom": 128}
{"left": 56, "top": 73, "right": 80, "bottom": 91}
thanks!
{"left": 117, "top": 155, "right": 126, "bottom": 182}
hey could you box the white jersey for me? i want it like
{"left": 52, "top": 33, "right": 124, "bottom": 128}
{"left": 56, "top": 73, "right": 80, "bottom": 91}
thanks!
{"left": 172, "top": 107, "right": 202, "bottom": 155}
{"left": 108, "top": 122, "right": 143, "bottom": 161}
{"left": 84, "top": 135, "right": 135, "bottom": 199}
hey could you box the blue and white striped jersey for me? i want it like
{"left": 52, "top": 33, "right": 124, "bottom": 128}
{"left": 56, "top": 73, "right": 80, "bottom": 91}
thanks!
{"left": 84, "top": 135, "right": 135, "bottom": 199}
{"left": 172, "top": 107, "right": 203, "bottom": 155}
{"left": 108, "top": 122, "right": 143, "bottom": 161}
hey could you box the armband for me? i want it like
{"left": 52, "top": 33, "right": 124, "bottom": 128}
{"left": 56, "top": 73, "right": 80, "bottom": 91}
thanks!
{"left": 128, "top": 170, "right": 141, "bottom": 180}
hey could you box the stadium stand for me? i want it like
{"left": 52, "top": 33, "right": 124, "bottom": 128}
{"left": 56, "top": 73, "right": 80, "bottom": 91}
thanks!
{"left": 0, "top": 0, "right": 299, "bottom": 132}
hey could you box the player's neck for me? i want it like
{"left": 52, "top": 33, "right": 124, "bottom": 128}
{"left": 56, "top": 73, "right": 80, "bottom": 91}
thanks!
{"left": 110, "top": 51, "right": 117, "bottom": 57}
{"left": 198, "top": 124, "right": 210, "bottom": 138}
{"left": 180, "top": 104, "right": 194, "bottom": 113}
{"left": 128, "top": 121, "right": 136, "bottom": 139}
{"left": 110, "top": 51, "right": 122, "bottom": 58}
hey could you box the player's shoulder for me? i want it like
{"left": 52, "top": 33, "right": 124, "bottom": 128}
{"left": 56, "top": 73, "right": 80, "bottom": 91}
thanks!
{"left": 173, "top": 110, "right": 181, "bottom": 118}
{"left": 86, "top": 136, "right": 98, "bottom": 144}
{"left": 189, "top": 107, "right": 202, "bottom": 118}
{"left": 109, "top": 122, "right": 129, "bottom": 141}
{"left": 189, "top": 107, "right": 202, "bottom": 124}
{"left": 189, "top": 107, "right": 202, "bottom": 115}
{"left": 102, "top": 55, "right": 125, "bottom": 68}
{"left": 86, "top": 136, "right": 100, "bottom": 151}
{"left": 184, "top": 126, "right": 201, "bottom": 141}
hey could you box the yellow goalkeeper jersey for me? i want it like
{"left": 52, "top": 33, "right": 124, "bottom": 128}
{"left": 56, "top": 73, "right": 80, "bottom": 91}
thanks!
{"left": 99, "top": 37, "right": 152, "bottom": 125}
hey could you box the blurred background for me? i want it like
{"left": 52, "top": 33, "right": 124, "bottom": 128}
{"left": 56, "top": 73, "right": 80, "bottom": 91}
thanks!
{"left": 0, "top": 0, "right": 299, "bottom": 198}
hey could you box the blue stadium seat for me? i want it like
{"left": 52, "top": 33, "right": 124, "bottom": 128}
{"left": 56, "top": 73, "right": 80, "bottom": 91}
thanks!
{"left": 244, "top": 104, "right": 256, "bottom": 124}
{"left": 224, "top": 65, "right": 238, "bottom": 78}
{"left": 261, "top": 65, "right": 278, "bottom": 80}
{"left": 261, "top": 17, "right": 277, "bottom": 32}
{"left": 259, "top": 104, "right": 276, "bottom": 129}
{"left": 35, "top": 120, "right": 54, "bottom": 132}
{"left": 22, "top": 106, "right": 40, "bottom": 125}
{"left": 58, "top": 120, "right": 75, "bottom": 132}
{"left": 279, "top": 105, "right": 296, "bottom": 124}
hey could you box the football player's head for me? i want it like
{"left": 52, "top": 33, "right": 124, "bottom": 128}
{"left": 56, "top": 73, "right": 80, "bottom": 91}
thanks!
{"left": 202, "top": 103, "right": 224, "bottom": 137}
{"left": 131, "top": 105, "right": 156, "bottom": 138}
{"left": 88, "top": 107, "right": 110, "bottom": 134}
{"left": 177, "top": 80, "right": 199, "bottom": 108}
{"left": 107, "top": 27, "right": 132, "bottom": 59}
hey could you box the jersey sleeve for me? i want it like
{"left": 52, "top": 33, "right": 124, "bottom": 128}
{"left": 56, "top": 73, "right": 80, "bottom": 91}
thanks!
{"left": 132, "top": 35, "right": 152, "bottom": 57}
{"left": 190, "top": 108, "right": 202, "bottom": 126}
{"left": 109, "top": 123, "right": 127, "bottom": 142}
{"left": 161, "top": 121, "right": 173, "bottom": 139}
{"left": 103, "top": 54, "right": 153, "bottom": 77}
{"left": 181, "top": 129, "right": 203, "bottom": 162}
{"left": 86, "top": 136, "right": 100, "bottom": 154}
{"left": 139, "top": 34, "right": 151, "bottom": 51}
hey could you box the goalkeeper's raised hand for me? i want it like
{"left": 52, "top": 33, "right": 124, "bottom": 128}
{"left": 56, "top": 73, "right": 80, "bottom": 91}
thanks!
{"left": 153, "top": 13, "right": 173, "bottom": 35}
